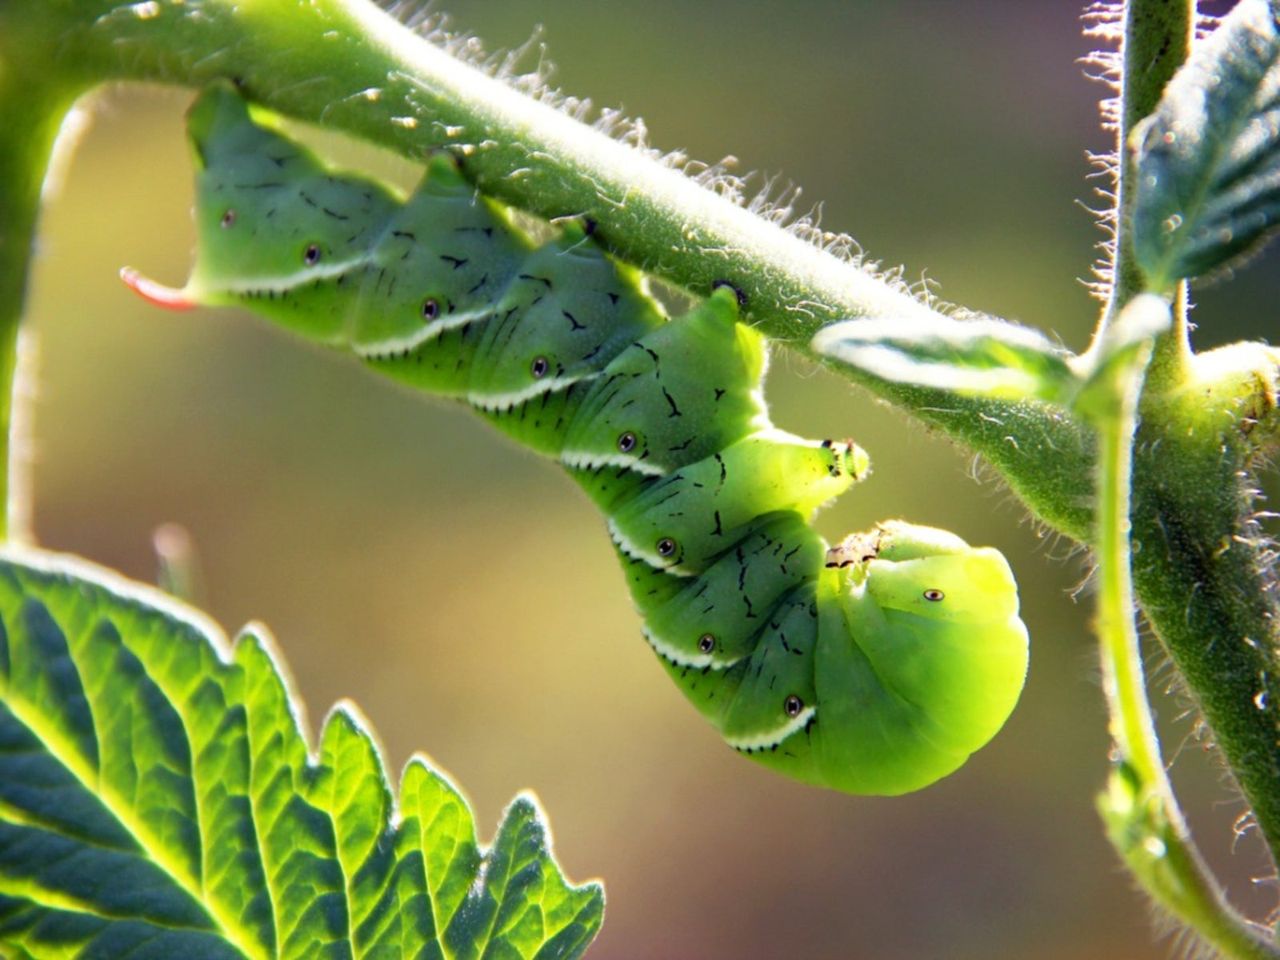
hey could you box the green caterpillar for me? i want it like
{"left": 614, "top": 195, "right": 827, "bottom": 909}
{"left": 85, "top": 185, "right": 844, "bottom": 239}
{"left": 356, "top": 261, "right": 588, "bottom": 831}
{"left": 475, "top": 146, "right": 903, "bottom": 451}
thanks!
{"left": 123, "top": 85, "right": 1029, "bottom": 796}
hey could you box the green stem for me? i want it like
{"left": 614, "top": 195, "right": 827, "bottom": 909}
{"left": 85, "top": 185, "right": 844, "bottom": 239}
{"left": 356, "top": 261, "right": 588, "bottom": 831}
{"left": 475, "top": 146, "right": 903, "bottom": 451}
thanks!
{"left": 1091, "top": 321, "right": 1280, "bottom": 959}
{"left": 1114, "top": 0, "right": 1280, "bottom": 865}
{"left": 27, "top": 0, "right": 1104, "bottom": 548}
{"left": 14, "top": 0, "right": 945, "bottom": 343}
{"left": 0, "top": 0, "right": 1097, "bottom": 525}
{"left": 1128, "top": 397, "right": 1280, "bottom": 864}
{"left": 0, "top": 59, "right": 77, "bottom": 543}
{"left": 1, "top": 0, "right": 1099, "bottom": 523}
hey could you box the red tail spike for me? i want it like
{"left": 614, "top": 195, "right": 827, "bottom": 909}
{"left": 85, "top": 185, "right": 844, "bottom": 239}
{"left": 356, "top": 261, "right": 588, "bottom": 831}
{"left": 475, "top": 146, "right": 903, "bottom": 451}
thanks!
{"left": 119, "top": 267, "right": 197, "bottom": 311}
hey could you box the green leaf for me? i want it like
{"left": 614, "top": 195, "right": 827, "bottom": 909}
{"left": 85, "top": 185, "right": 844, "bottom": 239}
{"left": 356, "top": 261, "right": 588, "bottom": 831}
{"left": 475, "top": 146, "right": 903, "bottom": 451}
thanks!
{"left": 1131, "top": 0, "right": 1280, "bottom": 288}
{"left": 0, "top": 546, "right": 603, "bottom": 960}
{"left": 811, "top": 313, "right": 1077, "bottom": 404}
{"left": 809, "top": 313, "right": 1097, "bottom": 543}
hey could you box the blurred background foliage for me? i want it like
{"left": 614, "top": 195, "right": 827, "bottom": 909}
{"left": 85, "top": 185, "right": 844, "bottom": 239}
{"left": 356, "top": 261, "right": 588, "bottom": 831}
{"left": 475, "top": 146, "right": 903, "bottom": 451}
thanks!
{"left": 24, "top": 1, "right": 1280, "bottom": 957}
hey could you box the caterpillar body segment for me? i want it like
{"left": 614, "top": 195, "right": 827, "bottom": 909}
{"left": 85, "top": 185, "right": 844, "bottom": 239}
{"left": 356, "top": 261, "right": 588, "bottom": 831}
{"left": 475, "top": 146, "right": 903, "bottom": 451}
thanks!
{"left": 123, "top": 85, "right": 1030, "bottom": 796}
{"left": 639, "top": 512, "right": 825, "bottom": 671}
{"left": 560, "top": 292, "right": 769, "bottom": 478}
{"left": 607, "top": 432, "right": 866, "bottom": 576}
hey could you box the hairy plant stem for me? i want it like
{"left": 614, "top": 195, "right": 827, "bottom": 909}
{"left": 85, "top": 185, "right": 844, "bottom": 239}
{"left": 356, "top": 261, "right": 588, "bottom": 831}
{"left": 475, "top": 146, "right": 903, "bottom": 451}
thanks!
{"left": 1129, "top": 391, "right": 1280, "bottom": 863}
{"left": 1091, "top": 321, "right": 1280, "bottom": 960}
{"left": 19, "top": 0, "right": 950, "bottom": 340}
{"left": 3, "top": 0, "right": 1280, "bottom": 880}
{"left": 1109, "top": 0, "right": 1280, "bottom": 867}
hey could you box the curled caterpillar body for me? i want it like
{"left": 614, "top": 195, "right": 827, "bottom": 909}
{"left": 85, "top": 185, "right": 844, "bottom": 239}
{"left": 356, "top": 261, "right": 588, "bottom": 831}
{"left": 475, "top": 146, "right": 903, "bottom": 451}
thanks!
{"left": 124, "top": 85, "right": 1029, "bottom": 796}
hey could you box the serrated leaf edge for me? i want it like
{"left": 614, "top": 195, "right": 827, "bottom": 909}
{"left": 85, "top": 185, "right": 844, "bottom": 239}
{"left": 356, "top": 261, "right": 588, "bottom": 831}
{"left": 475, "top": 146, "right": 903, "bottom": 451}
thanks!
{"left": 0, "top": 544, "right": 264, "bottom": 958}
{"left": 0, "top": 545, "right": 604, "bottom": 960}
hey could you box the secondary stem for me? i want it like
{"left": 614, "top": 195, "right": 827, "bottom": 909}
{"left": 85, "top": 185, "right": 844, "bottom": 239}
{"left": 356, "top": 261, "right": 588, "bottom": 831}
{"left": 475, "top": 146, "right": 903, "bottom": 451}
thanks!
{"left": 1092, "top": 322, "right": 1280, "bottom": 959}
{"left": 1113, "top": 0, "right": 1280, "bottom": 863}
{"left": 0, "top": 70, "right": 78, "bottom": 543}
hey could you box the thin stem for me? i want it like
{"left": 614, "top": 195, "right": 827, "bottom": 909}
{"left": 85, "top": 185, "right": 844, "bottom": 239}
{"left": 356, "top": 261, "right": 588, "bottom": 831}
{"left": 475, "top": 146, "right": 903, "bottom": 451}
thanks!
{"left": 0, "top": 65, "right": 77, "bottom": 543}
{"left": 1091, "top": 322, "right": 1280, "bottom": 959}
{"left": 1096, "top": 404, "right": 1160, "bottom": 787}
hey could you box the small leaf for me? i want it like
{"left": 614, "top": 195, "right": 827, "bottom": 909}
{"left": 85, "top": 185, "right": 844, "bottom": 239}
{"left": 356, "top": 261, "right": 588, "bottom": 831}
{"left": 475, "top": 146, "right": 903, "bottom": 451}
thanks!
{"left": 1131, "top": 0, "right": 1280, "bottom": 287}
{"left": 0, "top": 547, "right": 603, "bottom": 960}
{"left": 812, "top": 313, "right": 1077, "bottom": 404}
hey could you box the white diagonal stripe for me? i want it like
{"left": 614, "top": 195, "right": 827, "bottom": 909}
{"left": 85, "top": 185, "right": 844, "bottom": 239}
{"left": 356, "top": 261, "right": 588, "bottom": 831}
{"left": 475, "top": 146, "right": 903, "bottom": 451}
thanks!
{"left": 559, "top": 450, "right": 666, "bottom": 477}
{"left": 606, "top": 517, "right": 695, "bottom": 578}
{"left": 467, "top": 373, "right": 595, "bottom": 412}
{"left": 723, "top": 706, "right": 816, "bottom": 752}
{"left": 641, "top": 626, "right": 744, "bottom": 670}
{"left": 352, "top": 304, "right": 495, "bottom": 357}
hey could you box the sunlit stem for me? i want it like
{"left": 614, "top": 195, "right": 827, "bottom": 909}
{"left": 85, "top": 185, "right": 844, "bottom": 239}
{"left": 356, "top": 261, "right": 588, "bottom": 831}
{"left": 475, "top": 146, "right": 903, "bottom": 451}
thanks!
{"left": 0, "top": 72, "right": 79, "bottom": 542}
{"left": 1090, "top": 309, "right": 1280, "bottom": 959}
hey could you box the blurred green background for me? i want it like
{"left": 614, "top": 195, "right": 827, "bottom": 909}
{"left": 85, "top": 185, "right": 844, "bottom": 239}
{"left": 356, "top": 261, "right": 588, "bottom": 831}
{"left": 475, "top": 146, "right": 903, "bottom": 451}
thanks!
{"left": 23, "top": 1, "right": 1280, "bottom": 957}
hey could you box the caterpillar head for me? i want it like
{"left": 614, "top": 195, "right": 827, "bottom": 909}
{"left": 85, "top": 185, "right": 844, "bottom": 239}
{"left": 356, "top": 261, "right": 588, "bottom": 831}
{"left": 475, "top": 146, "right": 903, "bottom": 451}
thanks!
{"left": 805, "top": 521, "right": 1029, "bottom": 794}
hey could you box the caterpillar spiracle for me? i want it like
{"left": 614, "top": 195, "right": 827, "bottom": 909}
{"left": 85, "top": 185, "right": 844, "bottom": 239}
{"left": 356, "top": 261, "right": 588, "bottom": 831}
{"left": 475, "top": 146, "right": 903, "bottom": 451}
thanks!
{"left": 123, "top": 85, "right": 1030, "bottom": 796}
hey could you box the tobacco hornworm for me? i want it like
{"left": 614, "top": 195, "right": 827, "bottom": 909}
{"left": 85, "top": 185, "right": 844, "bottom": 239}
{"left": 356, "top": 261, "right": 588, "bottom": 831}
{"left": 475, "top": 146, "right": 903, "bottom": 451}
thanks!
{"left": 123, "top": 85, "right": 1029, "bottom": 795}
